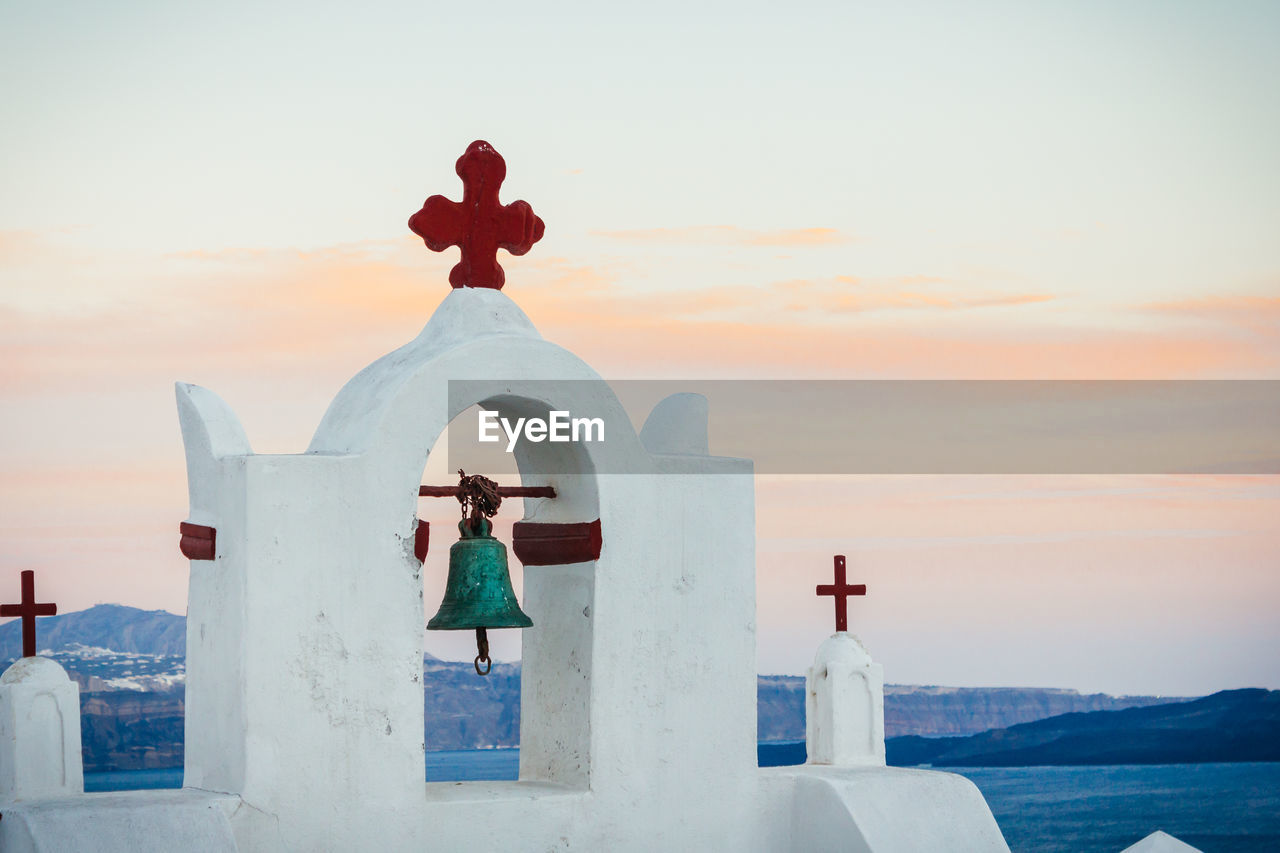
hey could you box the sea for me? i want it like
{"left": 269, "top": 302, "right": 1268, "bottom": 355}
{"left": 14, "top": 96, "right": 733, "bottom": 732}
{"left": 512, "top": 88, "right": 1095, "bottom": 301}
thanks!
{"left": 86, "top": 751, "right": 1280, "bottom": 853}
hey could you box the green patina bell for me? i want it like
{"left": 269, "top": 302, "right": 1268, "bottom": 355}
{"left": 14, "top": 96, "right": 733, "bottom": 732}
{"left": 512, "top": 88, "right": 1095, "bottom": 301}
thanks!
{"left": 428, "top": 518, "right": 533, "bottom": 633}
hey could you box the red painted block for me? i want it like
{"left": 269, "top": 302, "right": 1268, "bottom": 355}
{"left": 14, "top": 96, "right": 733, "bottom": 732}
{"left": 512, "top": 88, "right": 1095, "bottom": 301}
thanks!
{"left": 179, "top": 522, "right": 216, "bottom": 561}
{"left": 414, "top": 520, "right": 430, "bottom": 563}
{"left": 512, "top": 519, "right": 602, "bottom": 566}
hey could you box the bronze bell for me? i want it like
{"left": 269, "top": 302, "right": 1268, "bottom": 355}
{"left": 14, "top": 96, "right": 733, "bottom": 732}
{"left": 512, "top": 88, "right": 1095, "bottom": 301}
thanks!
{"left": 427, "top": 517, "right": 532, "bottom": 674}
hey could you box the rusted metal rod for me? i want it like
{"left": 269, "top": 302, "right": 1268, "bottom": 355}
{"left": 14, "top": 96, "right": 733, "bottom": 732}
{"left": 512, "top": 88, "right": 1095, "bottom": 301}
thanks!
{"left": 419, "top": 485, "right": 556, "bottom": 499}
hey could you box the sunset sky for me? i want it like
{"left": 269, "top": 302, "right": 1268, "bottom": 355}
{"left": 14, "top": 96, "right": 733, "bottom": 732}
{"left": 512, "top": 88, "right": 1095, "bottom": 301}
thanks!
{"left": 2, "top": 1, "right": 1277, "bottom": 696}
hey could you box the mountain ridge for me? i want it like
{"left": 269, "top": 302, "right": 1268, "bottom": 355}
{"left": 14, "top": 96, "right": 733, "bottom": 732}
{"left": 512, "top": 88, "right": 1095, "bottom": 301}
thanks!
{"left": 886, "top": 688, "right": 1280, "bottom": 767}
{"left": 1, "top": 603, "right": 186, "bottom": 659}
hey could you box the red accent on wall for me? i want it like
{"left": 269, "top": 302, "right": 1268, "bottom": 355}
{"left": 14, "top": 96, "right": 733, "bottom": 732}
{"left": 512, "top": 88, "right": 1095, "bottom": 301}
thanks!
{"left": 414, "top": 520, "right": 430, "bottom": 563}
{"left": 407, "top": 140, "right": 545, "bottom": 290}
{"left": 512, "top": 519, "right": 602, "bottom": 566}
{"left": 179, "top": 522, "right": 216, "bottom": 561}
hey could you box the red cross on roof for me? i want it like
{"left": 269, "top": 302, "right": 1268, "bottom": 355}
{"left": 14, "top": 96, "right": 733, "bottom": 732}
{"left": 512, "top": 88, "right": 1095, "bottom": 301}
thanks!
{"left": 408, "top": 140, "right": 545, "bottom": 290}
{"left": 1, "top": 570, "right": 57, "bottom": 658}
{"left": 816, "top": 555, "right": 865, "bottom": 633}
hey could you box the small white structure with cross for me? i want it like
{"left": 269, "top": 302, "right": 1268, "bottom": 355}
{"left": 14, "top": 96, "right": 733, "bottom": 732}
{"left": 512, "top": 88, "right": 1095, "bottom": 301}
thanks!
{"left": 807, "top": 556, "right": 885, "bottom": 767}
{"left": 807, "top": 632, "right": 886, "bottom": 768}
{"left": 0, "top": 142, "right": 1010, "bottom": 852}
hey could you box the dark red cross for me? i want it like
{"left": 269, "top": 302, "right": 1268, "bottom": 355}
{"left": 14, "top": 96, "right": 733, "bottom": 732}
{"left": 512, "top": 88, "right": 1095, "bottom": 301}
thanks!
{"left": 816, "top": 555, "right": 865, "bottom": 633}
{"left": 408, "top": 140, "right": 545, "bottom": 290}
{"left": 1, "top": 570, "right": 57, "bottom": 658}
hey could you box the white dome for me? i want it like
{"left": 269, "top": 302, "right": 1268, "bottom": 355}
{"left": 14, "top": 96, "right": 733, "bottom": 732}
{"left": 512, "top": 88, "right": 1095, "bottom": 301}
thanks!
{"left": 812, "top": 632, "right": 873, "bottom": 670}
{"left": 1, "top": 654, "right": 72, "bottom": 686}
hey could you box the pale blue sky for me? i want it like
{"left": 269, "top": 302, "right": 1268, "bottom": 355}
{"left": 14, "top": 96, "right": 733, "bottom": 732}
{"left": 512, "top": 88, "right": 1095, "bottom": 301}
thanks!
{"left": 4, "top": 1, "right": 1277, "bottom": 307}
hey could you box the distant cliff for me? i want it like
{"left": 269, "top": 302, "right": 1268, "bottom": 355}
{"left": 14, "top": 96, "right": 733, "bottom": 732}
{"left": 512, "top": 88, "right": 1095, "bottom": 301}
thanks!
{"left": 886, "top": 688, "right": 1280, "bottom": 767}
{"left": 0, "top": 604, "right": 185, "bottom": 660}
{"left": 424, "top": 658, "right": 522, "bottom": 750}
{"left": 0, "top": 605, "right": 1221, "bottom": 768}
{"left": 81, "top": 691, "right": 185, "bottom": 772}
{"left": 429, "top": 670, "right": 1191, "bottom": 747}
{"left": 757, "top": 676, "right": 1183, "bottom": 741}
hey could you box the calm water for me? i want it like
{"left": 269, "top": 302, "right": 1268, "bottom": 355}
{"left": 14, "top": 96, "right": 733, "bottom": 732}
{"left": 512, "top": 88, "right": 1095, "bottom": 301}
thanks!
{"left": 958, "top": 763, "right": 1280, "bottom": 853}
{"left": 83, "top": 749, "right": 522, "bottom": 791}
{"left": 86, "top": 755, "right": 1280, "bottom": 852}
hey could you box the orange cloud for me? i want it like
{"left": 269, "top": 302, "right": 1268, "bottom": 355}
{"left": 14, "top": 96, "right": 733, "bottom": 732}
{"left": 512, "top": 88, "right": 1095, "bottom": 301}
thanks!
{"left": 493, "top": 265, "right": 1267, "bottom": 378}
{"left": 1135, "top": 293, "right": 1280, "bottom": 342}
{"left": 771, "top": 276, "right": 1054, "bottom": 315}
{"left": 0, "top": 230, "right": 45, "bottom": 264}
{"left": 828, "top": 292, "right": 1054, "bottom": 313}
{"left": 745, "top": 228, "right": 851, "bottom": 247}
{"left": 3, "top": 237, "right": 1276, "bottom": 411}
{"left": 837, "top": 274, "right": 950, "bottom": 287}
{"left": 1141, "top": 295, "right": 1280, "bottom": 316}
{"left": 538, "top": 314, "right": 1269, "bottom": 379}
{"left": 0, "top": 227, "right": 100, "bottom": 267}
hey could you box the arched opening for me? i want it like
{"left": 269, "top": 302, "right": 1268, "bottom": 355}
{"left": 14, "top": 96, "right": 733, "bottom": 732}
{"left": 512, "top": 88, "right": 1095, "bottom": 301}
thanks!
{"left": 419, "top": 404, "right": 523, "bottom": 780}
{"left": 418, "top": 395, "right": 600, "bottom": 788}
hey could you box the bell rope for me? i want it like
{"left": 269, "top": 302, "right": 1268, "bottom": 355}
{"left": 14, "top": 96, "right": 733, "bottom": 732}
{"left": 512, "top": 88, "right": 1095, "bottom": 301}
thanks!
{"left": 456, "top": 469, "right": 502, "bottom": 529}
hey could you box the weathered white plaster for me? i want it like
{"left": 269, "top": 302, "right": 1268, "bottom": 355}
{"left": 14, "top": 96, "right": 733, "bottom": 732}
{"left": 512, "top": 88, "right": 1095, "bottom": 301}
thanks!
{"left": 1121, "top": 831, "right": 1204, "bottom": 853}
{"left": 639, "top": 392, "right": 710, "bottom": 455}
{"left": 0, "top": 657, "right": 83, "bottom": 801}
{"left": 806, "top": 632, "right": 885, "bottom": 766}
{"left": 175, "top": 382, "right": 252, "bottom": 794}
{"left": 780, "top": 766, "right": 1009, "bottom": 852}
{"left": 0, "top": 789, "right": 245, "bottom": 852}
